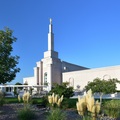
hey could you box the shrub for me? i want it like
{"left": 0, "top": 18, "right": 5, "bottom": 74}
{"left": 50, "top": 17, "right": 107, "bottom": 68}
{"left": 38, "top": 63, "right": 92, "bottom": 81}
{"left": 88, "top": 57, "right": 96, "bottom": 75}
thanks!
{"left": 41, "top": 96, "right": 48, "bottom": 106}
{"left": 46, "top": 108, "right": 66, "bottom": 120}
{"left": 30, "top": 99, "right": 38, "bottom": 104}
{"left": 62, "top": 98, "right": 77, "bottom": 109}
{"left": 103, "top": 100, "right": 120, "bottom": 118}
{"left": 50, "top": 82, "right": 74, "bottom": 99}
{"left": 17, "top": 107, "right": 36, "bottom": 120}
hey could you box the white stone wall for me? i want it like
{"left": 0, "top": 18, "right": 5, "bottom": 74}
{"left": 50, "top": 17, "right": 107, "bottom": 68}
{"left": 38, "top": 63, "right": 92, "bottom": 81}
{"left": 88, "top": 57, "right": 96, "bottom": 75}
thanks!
{"left": 51, "top": 59, "right": 62, "bottom": 84}
{"left": 42, "top": 57, "right": 62, "bottom": 90}
{"left": 36, "top": 61, "right": 43, "bottom": 85}
{"left": 23, "top": 77, "right": 36, "bottom": 85}
{"left": 42, "top": 58, "right": 52, "bottom": 87}
{"left": 62, "top": 65, "right": 120, "bottom": 90}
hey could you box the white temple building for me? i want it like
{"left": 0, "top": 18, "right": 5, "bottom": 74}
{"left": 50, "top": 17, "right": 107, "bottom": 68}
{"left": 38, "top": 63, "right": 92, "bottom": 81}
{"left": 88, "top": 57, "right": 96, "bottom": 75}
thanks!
{"left": 23, "top": 19, "right": 120, "bottom": 91}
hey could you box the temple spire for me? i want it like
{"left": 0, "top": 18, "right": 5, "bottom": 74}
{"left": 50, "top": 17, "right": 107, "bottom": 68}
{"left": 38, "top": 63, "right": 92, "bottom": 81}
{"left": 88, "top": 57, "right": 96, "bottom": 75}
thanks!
{"left": 48, "top": 18, "right": 54, "bottom": 51}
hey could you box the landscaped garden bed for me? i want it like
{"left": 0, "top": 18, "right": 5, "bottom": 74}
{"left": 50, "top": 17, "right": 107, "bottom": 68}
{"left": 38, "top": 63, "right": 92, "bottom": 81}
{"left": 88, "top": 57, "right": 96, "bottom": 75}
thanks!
{"left": 1, "top": 82, "right": 120, "bottom": 120}
{"left": 0, "top": 97, "right": 120, "bottom": 120}
{"left": 0, "top": 103, "right": 81, "bottom": 120}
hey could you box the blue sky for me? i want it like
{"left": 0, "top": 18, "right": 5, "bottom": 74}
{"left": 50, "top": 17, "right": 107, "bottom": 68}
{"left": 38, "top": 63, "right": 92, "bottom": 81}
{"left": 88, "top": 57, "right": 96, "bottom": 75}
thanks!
{"left": 0, "top": 0, "right": 120, "bottom": 84}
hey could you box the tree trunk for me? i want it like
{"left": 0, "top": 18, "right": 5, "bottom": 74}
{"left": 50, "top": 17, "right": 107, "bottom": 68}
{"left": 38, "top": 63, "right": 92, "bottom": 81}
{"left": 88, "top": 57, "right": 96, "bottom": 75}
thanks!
{"left": 100, "top": 93, "right": 103, "bottom": 105}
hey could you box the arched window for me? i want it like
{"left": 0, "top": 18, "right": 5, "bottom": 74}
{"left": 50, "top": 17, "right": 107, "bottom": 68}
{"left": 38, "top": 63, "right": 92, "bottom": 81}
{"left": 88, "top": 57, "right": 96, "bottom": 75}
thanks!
{"left": 69, "top": 77, "right": 74, "bottom": 87}
{"left": 44, "top": 72, "right": 47, "bottom": 83}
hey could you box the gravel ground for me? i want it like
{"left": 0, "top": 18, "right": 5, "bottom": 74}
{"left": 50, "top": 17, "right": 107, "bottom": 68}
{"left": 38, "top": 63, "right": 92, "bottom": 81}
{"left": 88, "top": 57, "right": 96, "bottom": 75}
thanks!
{"left": 0, "top": 103, "right": 82, "bottom": 120}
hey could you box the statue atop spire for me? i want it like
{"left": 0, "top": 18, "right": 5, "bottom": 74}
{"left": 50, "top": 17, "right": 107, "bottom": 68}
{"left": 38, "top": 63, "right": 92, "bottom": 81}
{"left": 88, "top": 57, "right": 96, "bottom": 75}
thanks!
{"left": 50, "top": 18, "right": 52, "bottom": 24}
{"left": 49, "top": 18, "right": 53, "bottom": 33}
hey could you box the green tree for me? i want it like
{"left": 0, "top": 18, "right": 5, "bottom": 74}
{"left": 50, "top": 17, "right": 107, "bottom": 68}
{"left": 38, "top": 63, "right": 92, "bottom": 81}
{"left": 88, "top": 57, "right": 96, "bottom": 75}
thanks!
{"left": 15, "top": 82, "right": 22, "bottom": 85}
{"left": 50, "top": 82, "right": 74, "bottom": 99}
{"left": 0, "top": 28, "right": 20, "bottom": 84}
{"left": 15, "top": 82, "right": 23, "bottom": 89}
{"left": 85, "top": 78, "right": 119, "bottom": 104}
{"left": 14, "top": 82, "right": 23, "bottom": 95}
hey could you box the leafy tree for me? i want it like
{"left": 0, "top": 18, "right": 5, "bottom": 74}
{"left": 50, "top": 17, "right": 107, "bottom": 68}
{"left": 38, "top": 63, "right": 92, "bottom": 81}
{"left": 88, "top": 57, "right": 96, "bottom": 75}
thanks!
{"left": 15, "top": 82, "right": 23, "bottom": 89}
{"left": 50, "top": 82, "right": 74, "bottom": 99}
{"left": 14, "top": 82, "right": 23, "bottom": 95}
{"left": 0, "top": 28, "right": 20, "bottom": 84}
{"left": 85, "top": 78, "right": 120, "bottom": 104}
{"left": 15, "top": 82, "right": 22, "bottom": 85}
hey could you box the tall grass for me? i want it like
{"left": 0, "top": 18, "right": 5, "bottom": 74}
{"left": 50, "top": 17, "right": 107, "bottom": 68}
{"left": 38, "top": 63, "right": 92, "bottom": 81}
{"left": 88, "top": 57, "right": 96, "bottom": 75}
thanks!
{"left": 17, "top": 106, "right": 36, "bottom": 120}
{"left": 0, "top": 97, "right": 5, "bottom": 106}
{"left": 46, "top": 108, "right": 66, "bottom": 120}
{"left": 0, "top": 91, "right": 5, "bottom": 106}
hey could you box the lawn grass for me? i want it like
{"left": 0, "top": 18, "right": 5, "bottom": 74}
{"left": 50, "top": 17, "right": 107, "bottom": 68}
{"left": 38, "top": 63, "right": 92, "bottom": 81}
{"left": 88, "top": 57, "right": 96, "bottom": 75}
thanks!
{"left": 4, "top": 97, "right": 78, "bottom": 108}
{"left": 4, "top": 97, "right": 120, "bottom": 109}
{"left": 5, "top": 97, "right": 43, "bottom": 104}
{"left": 5, "top": 97, "right": 19, "bottom": 103}
{"left": 64, "top": 98, "right": 120, "bottom": 109}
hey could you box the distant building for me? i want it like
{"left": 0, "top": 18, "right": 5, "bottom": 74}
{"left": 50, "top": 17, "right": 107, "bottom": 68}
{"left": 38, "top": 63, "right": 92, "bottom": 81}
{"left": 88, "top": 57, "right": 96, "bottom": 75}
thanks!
{"left": 23, "top": 19, "right": 120, "bottom": 91}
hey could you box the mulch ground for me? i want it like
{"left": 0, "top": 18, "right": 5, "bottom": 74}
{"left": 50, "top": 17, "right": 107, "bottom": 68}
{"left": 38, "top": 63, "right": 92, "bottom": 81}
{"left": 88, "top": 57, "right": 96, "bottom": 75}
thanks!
{"left": 0, "top": 103, "right": 82, "bottom": 120}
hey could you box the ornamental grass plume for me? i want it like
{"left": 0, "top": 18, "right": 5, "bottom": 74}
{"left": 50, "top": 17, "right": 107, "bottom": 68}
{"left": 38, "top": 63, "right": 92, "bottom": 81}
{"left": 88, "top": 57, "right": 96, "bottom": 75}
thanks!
{"left": 56, "top": 95, "right": 64, "bottom": 107}
{"left": 78, "top": 95, "right": 86, "bottom": 103}
{"left": 76, "top": 89, "right": 101, "bottom": 120}
{"left": 95, "top": 100, "right": 101, "bottom": 114}
{"left": 90, "top": 101, "right": 101, "bottom": 120}
{"left": 48, "top": 93, "right": 64, "bottom": 107}
{"left": 86, "top": 95, "right": 95, "bottom": 112}
{"left": 48, "top": 96, "right": 53, "bottom": 104}
{"left": 86, "top": 90, "right": 101, "bottom": 119}
{"left": 87, "top": 89, "right": 92, "bottom": 97}
{"left": 55, "top": 94, "right": 58, "bottom": 103}
{"left": 18, "top": 95, "right": 21, "bottom": 102}
{"left": 85, "top": 90, "right": 101, "bottom": 116}
{"left": 22, "top": 92, "right": 30, "bottom": 104}
{"left": 76, "top": 101, "right": 84, "bottom": 116}
{"left": 85, "top": 89, "right": 93, "bottom": 103}
{"left": 57, "top": 99, "right": 61, "bottom": 107}
{"left": 76, "top": 96, "right": 87, "bottom": 116}
{"left": 16, "top": 91, "right": 34, "bottom": 119}
{"left": 60, "top": 95, "right": 63, "bottom": 102}
{"left": 52, "top": 93, "right": 55, "bottom": 104}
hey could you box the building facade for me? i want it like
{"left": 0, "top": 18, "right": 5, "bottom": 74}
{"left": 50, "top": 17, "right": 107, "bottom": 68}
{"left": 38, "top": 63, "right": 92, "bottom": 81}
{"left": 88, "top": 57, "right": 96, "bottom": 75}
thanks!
{"left": 23, "top": 19, "right": 88, "bottom": 90}
{"left": 23, "top": 19, "right": 120, "bottom": 91}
